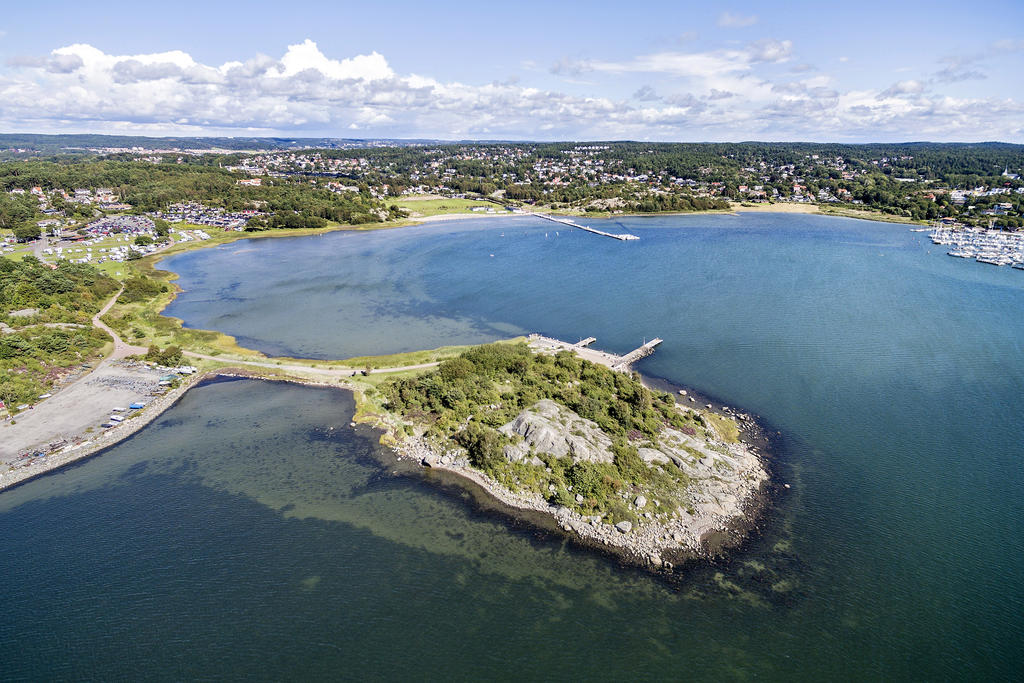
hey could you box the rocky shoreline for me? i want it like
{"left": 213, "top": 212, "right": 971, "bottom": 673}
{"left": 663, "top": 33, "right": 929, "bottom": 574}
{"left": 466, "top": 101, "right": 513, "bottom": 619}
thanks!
{"left": 391, "top": 417, "right": 770, "bottom": 572}
{"left": 1, "top": 361, "right": 776, "bottom": 576}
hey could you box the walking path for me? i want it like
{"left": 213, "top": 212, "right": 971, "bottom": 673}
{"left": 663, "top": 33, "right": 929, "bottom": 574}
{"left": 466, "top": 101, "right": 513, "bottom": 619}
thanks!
{"left": 93, "top": 287, "right": 148, "bottom": 359}
{"left": 0, "top": 288, "right": 160, "bottom": 462}
{"left": 183, "top": 351, "right": 441, "bottom": 376}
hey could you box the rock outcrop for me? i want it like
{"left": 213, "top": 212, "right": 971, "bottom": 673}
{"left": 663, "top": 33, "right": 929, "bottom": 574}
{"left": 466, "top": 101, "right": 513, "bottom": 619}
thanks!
{"left": 499, "top": 399, "right": 613, "bottom": 464}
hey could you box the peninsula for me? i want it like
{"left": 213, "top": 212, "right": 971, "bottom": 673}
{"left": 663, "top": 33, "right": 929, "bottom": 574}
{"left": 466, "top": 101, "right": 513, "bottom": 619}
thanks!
{"left": 360, "top": 338, "right": 769, "bottom": 569}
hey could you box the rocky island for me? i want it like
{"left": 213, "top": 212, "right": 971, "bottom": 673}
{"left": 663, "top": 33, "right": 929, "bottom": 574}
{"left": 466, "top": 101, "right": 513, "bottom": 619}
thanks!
{"left": 361, "top": 341, "right": 769, "bottom": 570}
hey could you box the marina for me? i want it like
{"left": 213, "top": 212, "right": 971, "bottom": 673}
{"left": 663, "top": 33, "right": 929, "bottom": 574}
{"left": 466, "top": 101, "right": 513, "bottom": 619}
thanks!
{"left": 929, "top": 225, "right": 1024, "bottom": 267}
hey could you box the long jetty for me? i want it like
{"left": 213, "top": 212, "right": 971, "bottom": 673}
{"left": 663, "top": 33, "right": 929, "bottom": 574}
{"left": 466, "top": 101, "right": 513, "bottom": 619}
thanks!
{"left": 528, "top": 212, "right": 639, "bottom": 241}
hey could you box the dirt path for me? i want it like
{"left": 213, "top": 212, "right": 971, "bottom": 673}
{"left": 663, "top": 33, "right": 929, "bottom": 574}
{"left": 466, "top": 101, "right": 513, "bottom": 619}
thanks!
{"left": 93, "top": 287, "right": 148, "bottom": 359}
{"left": 183, "top": 351, "right": 440, "bottom": 376}
{"left": 0, "top": 289, "right": 159, "bottom": 462}
{"left": 1, "top": 287, "right": 440, "bottom": 468}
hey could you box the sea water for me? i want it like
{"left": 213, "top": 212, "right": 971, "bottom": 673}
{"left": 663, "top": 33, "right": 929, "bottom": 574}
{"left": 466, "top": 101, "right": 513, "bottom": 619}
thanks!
{"left": 2, "top": 213, "right": 1022, "bottom": 679}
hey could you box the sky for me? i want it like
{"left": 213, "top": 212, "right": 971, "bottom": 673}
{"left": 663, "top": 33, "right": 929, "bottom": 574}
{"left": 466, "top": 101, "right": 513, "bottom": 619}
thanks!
{"left": 0, "top": 0, "right": 1022, "bottom": 142}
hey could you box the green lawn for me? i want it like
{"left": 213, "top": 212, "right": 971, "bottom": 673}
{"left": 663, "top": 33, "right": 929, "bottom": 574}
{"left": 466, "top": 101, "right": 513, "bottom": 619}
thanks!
{"left": 393, "top": 196, "right": 506, "bottom": 217}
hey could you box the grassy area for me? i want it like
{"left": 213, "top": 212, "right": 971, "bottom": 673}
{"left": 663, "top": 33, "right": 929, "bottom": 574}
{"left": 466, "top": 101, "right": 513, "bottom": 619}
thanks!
{"left": 0, "top": 245, "right": 38, "bottom": 261}
{"left": 704, "top": 412, "right": 740, "bottom": 444}
{"left": 0, "top": 258, "right": 122, "bottom": 413}
{"left": 0, "top": 326, "right": 110, "bottom": 412}
{"left": 340, "top": 340, "right": 524, "bottom": 369}
{"left": 97, "top": 248, "right": 264, "bottom": 358}
{"left": 817, "top": 205, "right": 927, "bottom": 225}
{"left": 392, "top": 196, "right": 505, "bottom": 217}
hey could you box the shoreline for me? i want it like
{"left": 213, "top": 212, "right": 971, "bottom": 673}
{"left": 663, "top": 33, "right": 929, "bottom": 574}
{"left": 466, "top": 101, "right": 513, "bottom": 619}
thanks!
{"left": 0, "top": 370, "right": 209, "bottom": 493}
{"left": 0, "top": 208, "right": 834, "bottom": 567}
{"left": 389, "top": 430, "right": 769, "bottom": 572}
{"left": 135, "top": 203, "right": 915, "bottom": 364}
{"left": 148, "top": 200, "right": 917, "bottom": 265}
{"left": 0, "top": 352, "right": 779, "bottom": 575}
{"left": 354, "top": 338, "right": 774, "bottom": 572}
{"left": 0, "top": 365, "right": 361, "bottom": 494}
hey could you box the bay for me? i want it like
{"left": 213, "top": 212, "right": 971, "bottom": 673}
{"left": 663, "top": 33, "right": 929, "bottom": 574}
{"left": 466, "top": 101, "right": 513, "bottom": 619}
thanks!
{"left": 3, "top": 213, "right": 1022, "bottom": 679}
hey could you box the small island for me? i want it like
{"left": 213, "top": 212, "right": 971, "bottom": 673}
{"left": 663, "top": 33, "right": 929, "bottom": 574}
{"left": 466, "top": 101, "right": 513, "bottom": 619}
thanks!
{"left": 361, "top": 340, "right": 769, "bottom": 570}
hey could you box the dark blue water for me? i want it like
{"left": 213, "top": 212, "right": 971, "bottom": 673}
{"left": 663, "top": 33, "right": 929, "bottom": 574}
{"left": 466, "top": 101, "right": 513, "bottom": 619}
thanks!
{"left": 4, "top": 213, "right": 1023, "bottom": 678}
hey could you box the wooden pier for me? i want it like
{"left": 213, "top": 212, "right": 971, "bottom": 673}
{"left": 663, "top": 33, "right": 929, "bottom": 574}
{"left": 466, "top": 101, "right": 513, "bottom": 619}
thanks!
{"left": 528, "top": 334, "right": 662, "bottom": 372}
{"left": 612, "top": 338, "right": 663, "bottom": 370}
{"left": 528, "top": 212, "right": 639, "bottom": 241}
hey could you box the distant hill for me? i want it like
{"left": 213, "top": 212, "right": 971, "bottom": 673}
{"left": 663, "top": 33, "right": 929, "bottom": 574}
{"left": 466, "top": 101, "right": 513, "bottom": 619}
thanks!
{"left": 0, "top": 133, "right": 441, "bottom": 154}
{"left": 1, "top": 134, "right": 1021, "bottom": 157}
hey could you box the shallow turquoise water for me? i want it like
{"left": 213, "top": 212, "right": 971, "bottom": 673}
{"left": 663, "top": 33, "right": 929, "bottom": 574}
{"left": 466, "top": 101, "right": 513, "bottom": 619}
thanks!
{"left": 3, "top": 213, "right": 1023, "bottom": 679}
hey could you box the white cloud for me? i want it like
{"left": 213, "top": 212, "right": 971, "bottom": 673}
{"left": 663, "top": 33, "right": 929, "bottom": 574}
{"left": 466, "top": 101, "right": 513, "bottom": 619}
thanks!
{"left": 747, "top": 39, "right": 793, "bottom": 63}
{"left": 879, "top": 80, "right": 926, "bottom": 98}
{"left": 571, "top": 39, "right": 792, "bottom": 79}
{"left": 718, "top": 12, "right": 758, "bottom": 28}
{"left": 0, "top": 39, "right": 1020, "bottom": 141}
{"left": 276, "top": 39, "right": 392, "bottom": 81}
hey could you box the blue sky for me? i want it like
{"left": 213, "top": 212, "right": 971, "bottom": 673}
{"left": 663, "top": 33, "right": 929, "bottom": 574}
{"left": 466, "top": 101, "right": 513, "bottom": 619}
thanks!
{"left": 1, "top": 0, "right": 1022, "bottom": 141}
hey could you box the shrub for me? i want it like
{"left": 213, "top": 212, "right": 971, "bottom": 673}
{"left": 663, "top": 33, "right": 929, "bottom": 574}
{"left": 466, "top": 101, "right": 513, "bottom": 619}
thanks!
{"left": 455, "top": 422, "right": 505, "bottom": 471}
{"left": 612, "top": 440, "right": 647, "bottom": 484}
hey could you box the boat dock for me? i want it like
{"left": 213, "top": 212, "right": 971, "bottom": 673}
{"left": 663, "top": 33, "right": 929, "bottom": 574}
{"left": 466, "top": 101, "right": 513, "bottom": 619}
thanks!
{"left": 612, "top": 338, "right": 663, "bottom": 370}
{"left": 528, "top": 334, "right": 662, "bottom": 372}
{"left": 930, "top": 224, "right": 1024, "bottom": 268}
{"left": 528, "top": 212, "right": 639, "bottom": 241}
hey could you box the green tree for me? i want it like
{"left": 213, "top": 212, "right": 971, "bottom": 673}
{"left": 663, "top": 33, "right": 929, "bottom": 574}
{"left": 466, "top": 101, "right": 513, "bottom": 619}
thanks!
{"left": 13, "top": 224, "right": 41, "bottom": 242}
